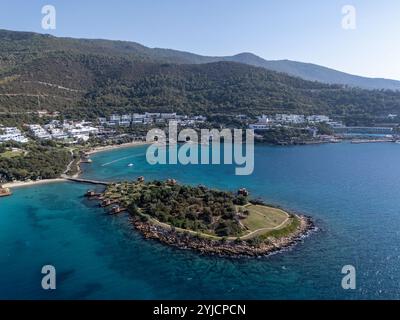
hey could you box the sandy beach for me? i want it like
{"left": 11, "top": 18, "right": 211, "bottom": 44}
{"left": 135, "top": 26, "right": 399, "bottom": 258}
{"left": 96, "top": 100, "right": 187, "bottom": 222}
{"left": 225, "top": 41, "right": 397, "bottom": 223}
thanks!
{"left": 2, "top": 178, "right": 66, "bottom": 189}
{"left": 85, "top": 141, "right": 149, "bottom": 155}
{"left": 2, "top": 141, "right": 149, "bottom": 190}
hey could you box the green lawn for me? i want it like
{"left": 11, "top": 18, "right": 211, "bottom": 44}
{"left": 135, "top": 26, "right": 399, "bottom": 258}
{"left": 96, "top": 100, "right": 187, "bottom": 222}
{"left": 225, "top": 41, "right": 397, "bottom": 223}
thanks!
{"left": 0, "top": 149, "right": 24, "bottom": 159}
{"left": 240, "top": 204, "right": 289, "bottom": 231}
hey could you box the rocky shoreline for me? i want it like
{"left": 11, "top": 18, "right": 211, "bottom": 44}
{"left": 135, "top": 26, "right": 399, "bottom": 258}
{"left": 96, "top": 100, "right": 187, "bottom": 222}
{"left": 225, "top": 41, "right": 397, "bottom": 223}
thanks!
{"left": 132, "top": 215, "right": 315, "bottom": 258}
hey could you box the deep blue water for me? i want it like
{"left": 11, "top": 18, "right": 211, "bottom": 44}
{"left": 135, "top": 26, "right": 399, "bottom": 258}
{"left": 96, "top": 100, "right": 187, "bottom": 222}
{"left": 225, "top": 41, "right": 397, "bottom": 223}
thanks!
{"left": 1, "top": 142, "right": 400, "bottom": 299}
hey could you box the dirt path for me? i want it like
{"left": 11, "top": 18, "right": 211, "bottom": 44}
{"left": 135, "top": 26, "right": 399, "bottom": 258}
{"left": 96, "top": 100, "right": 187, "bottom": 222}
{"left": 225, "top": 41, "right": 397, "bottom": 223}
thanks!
{"left": 147, "top": 214, "right": 291, "bottom": 241}
{"left": 238, "top": 216, "right": 290, "bottom": 240}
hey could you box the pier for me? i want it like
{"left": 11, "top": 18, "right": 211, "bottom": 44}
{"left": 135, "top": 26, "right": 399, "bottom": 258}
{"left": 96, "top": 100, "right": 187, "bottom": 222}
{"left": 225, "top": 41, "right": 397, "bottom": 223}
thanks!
{"left": 109, "top": 205, "right": 127, "bottom": 215}
{"left": 351, "top": 138, "right": 394, "bottom": 144}
{"left": 0, "top": 185, "right": 12, "bottom": 197}
{"left": 64, "top": 176, "right": 111, "bottom": 186}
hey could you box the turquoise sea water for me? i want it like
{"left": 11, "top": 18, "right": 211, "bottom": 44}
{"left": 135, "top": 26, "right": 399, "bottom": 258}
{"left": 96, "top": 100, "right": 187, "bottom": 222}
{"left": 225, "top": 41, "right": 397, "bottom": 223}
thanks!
{"left": 1, "top": 143, "right": 400, "bottom": 299}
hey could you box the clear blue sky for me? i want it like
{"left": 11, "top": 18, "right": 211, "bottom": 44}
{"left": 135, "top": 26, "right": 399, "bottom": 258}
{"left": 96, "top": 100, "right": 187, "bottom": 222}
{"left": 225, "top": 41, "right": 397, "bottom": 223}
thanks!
{"left": 1, "top": 0, "right": 399, "bottom": 80}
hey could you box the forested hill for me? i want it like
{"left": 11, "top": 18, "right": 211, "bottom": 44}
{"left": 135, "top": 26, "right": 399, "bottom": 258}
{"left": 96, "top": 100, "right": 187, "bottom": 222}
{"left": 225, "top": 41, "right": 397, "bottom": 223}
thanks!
{"left": 1, "top": 29, "right": 400, "bottom": 90}
{"left": 1, "top": 29, "right": 400, "bottom": 121}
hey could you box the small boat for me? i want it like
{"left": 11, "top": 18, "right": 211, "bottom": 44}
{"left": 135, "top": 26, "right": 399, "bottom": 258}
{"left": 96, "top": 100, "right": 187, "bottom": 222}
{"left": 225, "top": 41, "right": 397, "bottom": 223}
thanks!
{"left": 395, "top": 140, "right": 400, "bottom": 144}
{"left": 0, "top": 186, "right": 12, "bottom": 197}
{"left": 128, "top": 163, "right": 134, "bottom": 167}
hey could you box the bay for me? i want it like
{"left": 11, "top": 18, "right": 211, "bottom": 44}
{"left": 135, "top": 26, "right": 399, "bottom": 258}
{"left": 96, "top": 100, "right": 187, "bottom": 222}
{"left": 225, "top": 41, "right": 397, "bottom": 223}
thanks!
{"left": 1, "top": 143, "right": 400, "bottom": 299}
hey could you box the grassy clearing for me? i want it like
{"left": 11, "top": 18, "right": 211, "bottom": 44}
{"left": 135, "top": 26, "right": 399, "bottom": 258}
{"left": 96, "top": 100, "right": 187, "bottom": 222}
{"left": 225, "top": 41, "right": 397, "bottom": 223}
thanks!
{"left": 259, "top": 216, "right": 301, "bottom": 239}
{"left": 241, "top": 204, "right": 289, "bottom": 231}
{"left": 0, "top": 75, "right": 19, "bottom": 85}
{"left": 0, "top": 149, "right": 24, "bottom": 159}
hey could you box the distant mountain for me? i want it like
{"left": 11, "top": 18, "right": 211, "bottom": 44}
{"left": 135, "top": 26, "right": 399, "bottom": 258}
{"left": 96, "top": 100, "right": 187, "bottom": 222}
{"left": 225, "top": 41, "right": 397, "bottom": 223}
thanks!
{"left": 122, "top": 48, "right": 400, "bottom": 91}
{"left": 1, "top": 29, "right": 398, "bottom": 91}
{"left": 146, "top": 50, "right": 400, "bottom": 91}
{"left": 1, "top": 29, "right": 400, "bottom": 123}
{"left": 223, "top": 53, "right": 400, "bottom": 91}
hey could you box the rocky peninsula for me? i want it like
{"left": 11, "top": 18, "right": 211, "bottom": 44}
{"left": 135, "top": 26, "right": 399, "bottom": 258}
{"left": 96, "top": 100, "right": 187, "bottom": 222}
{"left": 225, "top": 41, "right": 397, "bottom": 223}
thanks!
{"left": 89, "top": 179, "right": 315, "bottom": 257}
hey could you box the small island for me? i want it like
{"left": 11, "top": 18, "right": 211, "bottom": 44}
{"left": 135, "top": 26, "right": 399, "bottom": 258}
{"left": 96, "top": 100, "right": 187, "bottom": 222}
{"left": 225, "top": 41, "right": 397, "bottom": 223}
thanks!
{"left": 89, "top": 179, "right": 314, "bottom": 257}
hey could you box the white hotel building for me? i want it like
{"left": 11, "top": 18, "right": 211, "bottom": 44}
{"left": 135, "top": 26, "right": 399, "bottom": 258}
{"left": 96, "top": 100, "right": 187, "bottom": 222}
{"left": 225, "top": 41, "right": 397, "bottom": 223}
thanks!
{"left": 0, "top": 127, "right": 29, "bottom": 143}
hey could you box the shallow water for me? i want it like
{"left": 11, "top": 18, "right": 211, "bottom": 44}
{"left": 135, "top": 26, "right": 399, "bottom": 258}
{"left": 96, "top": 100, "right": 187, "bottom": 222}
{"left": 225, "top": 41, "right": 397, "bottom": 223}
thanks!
{"left": 1, "top": 143, "right": 400, "bottom": 299}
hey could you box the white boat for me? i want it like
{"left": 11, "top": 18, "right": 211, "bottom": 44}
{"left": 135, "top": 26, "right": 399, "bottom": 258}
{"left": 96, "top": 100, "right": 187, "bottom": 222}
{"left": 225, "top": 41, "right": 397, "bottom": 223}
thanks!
{"left": 128, "top": 163, "right": 134, "bottom": 167}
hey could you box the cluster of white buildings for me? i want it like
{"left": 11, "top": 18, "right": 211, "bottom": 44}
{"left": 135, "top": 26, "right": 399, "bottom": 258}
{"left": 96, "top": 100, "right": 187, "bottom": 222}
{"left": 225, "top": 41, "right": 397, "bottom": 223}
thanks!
{"left": 28, "top": 125, "right": 52, "bottom": 140}
{"left": 0, "top": 126, "right": 29, "bottom": 143}
{"left": 249, "top": 114, "right": 344, "bottom": 130}
{"left": 28, "top": 120, "right": 99, "bottom": 142}
{"left": 99, "top": 113, "right": 207, "bottom": 127}
{"left": 1, "top": 112, "right": 208, "bottom": 145}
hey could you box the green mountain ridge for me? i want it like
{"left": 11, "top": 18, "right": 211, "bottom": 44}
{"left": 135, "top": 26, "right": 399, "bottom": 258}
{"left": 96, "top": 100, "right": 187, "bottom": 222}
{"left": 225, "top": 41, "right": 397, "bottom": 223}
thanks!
{"left": 1, "top": 29, "right": 400, "bottom": 122}
{"left": 1, "top": 29, "right": 399, "bottom": 90}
